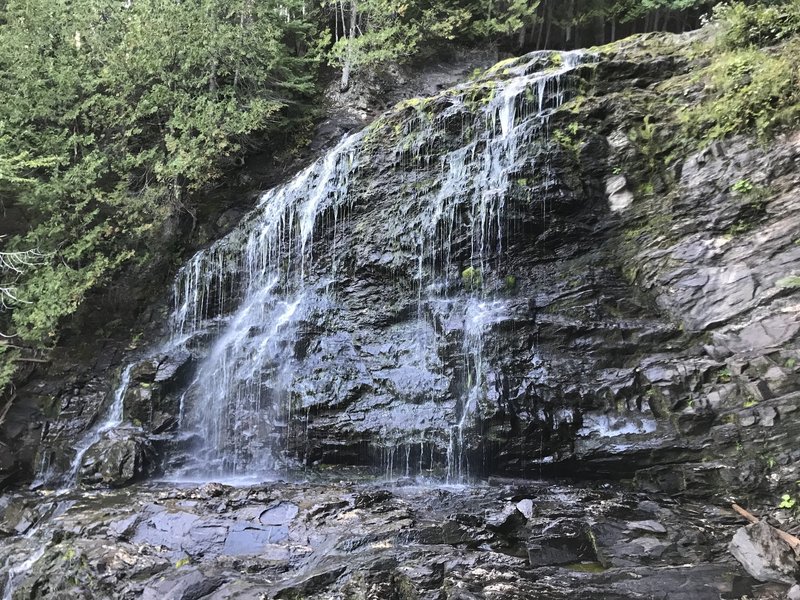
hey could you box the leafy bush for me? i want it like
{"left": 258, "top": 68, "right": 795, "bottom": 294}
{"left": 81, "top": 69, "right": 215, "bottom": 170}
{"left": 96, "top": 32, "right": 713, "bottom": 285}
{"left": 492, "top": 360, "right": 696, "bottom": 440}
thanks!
{"left": 0, "top": 0, "right": 319, "bottom": 347}
{"left": 714, "top": 0, "right": 800, "bottom": 49}
{"left": 682, "top": 2, "right": 800, "bottom": 143}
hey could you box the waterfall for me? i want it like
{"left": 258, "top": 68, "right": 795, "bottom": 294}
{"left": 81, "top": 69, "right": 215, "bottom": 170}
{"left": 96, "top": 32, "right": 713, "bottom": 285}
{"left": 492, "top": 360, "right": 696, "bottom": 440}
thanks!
{"left": 166, "top": 50, "right": 588, "bottom": 481}
{"left": 2, "top": 545, "right": 45, "bottom": 600}
{"left": 32, "top": 364, "right": 134, "bottom": 488}
{"left": 66, "top": 364, "right": 134, "bottom": 485}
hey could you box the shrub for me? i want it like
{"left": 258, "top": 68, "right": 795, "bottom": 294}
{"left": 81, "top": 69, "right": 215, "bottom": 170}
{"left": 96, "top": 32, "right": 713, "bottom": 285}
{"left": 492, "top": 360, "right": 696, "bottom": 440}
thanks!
{"left": 682, "top": 40, "right": 800, "bottom": 141}
{"left": 714, "top": 0, "right": 800, "bottom": 50}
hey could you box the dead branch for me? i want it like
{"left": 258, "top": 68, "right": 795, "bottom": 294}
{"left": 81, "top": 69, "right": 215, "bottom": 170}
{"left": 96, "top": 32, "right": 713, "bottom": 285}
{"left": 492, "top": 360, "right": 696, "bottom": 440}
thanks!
{"left": 732, "top": 503, "right": 800, "bottom": 551}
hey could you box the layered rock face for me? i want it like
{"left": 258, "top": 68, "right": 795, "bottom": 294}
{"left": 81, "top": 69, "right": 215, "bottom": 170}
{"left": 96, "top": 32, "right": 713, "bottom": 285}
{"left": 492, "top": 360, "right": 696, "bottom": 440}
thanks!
{"left": 0, "top": 30, "right": 799, "bottom": 600}
{"left": 16, "top": 33, "right": 800, "bottom": 498}
{"left": 0, "top": 479, "right": 761, "bottom": 599}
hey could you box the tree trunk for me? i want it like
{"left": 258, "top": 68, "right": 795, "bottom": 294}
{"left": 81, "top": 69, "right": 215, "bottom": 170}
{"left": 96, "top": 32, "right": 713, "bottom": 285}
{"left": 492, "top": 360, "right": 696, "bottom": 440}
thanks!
{"left": 234, "top": 0, "right": 254, "bottom": 90}
{"left": 535, "top": 0, "right": 547, "bottom": 49}
{"left": 543, "top": 0, "right": 552, "bottom": 49}
{"left": 340, "top": 0, "right": 357, "bottom": 92}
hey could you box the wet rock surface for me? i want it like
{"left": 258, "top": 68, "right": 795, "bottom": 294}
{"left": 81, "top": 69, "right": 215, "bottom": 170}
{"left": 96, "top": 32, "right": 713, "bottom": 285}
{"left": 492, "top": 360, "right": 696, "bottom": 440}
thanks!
{"left": 730, "top": 521, "right": 800, "bottom": 584}
{"left": 0, "top": 478, "right": 789, "bottom": 600}
{"left": 6, "top": 32, "right": 797, "bottom": 501}
{"left": 79, "top": 427, "right": 158, "bottom": 488}
{"left": 0, "top": 29, "right": 798, "bottom": 600}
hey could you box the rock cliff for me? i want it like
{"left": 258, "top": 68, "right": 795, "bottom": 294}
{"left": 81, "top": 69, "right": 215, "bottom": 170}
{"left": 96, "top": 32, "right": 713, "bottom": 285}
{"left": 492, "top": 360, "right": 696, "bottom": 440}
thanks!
{"left": 1, "top": 30, "right": 799, "bottom": 599}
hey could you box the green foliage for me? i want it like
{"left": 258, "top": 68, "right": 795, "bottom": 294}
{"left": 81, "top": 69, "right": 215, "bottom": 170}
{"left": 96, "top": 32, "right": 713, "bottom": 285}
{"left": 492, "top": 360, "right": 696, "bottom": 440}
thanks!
{"left": 461, "top": 266, "right": 482, "bottom": 289}
{"left": 731, "top": 178, "right": 754, "bottom": 194}
{"left": 714, "top": 0, "right": 800, "bottom": 49}
{"left": 328, "top": 0, "right": 543, "bottom": 78}
{"left": 683, "top": 2, "right": 800, "bottom": 143}
{"left": 780, "top": 493, "right": 797, "bottom": 509}
{"left": 0, "top": 345, "right": 19, "bottom": 393}
{"left": 0, "top": 0, "right": 319, "bottom": 346}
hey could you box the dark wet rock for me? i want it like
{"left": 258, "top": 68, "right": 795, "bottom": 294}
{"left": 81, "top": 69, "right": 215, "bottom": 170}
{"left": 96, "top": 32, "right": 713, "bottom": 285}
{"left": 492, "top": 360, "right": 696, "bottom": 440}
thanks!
{"left": 0, "top": 479, "right": 786, "bottom": 599}
{"left": 274, "top": 565, "right": 348, "bottom": 599}
{"left": 528, "top": 535, "right": 596, "bottom": 567}
{"left": 528, "top": 519, "right": 597, "bottom": 567}
{"left": 79, "top": 427, "right": 158, "bottom": 488}
{"left": 141, "top": 568, "right": 226, "bottom": 600}
{"left": 485, "top": 503, "right": 527, "bottom": 534}
{"left": 729, "top": 521, "right": 800, "bottom": 584}
{"left": 125, "top": 352, "right": 194, "bottom": 434}
{"left": 626, "top": 520, "right": 667, "bottom": 534}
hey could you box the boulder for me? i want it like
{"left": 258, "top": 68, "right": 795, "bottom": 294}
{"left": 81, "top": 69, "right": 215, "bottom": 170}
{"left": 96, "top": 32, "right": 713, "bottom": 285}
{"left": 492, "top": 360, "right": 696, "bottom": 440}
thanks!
{"left": 729, "top": 521, "right": 800, "bottom": 584}
{"left": 79, "top": 427, "right": 158, "bottom": 488}
{"left": 141, "top": 568, "right": 225, "bottom": 600}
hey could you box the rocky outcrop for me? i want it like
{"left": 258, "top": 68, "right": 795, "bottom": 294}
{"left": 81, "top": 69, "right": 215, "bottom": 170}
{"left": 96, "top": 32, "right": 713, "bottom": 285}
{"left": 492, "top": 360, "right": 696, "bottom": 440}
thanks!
{"left": 0, "top": 480, "right": 773, "bottom": 599}
{"left": 730, "top": 521, "right": 800, "bottom": 584}
{"left": 123, "top": 352, "right": 194, "bottom": 434}
{"left": 16, "top": 32, "right": 798, "bottom": 502}
{"left": 79, "top": 427, "right": 157, "bottom": 488}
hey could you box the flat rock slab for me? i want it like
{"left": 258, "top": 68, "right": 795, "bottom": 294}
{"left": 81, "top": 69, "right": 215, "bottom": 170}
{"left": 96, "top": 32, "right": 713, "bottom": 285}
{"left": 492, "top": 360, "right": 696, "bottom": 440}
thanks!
{"left": 730, "top": 521, "right": 800, "bottom": 584}
{"left": 0, "top": 479, "right": 781, "bottom": 599}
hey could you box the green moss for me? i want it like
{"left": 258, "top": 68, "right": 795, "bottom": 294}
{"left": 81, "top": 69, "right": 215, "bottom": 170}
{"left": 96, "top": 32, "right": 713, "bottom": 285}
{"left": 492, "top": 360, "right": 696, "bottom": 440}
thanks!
{"left": 565, "top": 562, "right": 607, "bottom": 573}
{"left": 175, "top": 557, "right": 191, "bottom": 568}
{"left": 682, "top": 42, "right": 800, "bottom": 143}
{"left": 462, "top": 266, "right": 482, "bottom": 290}
{"left": 485, "top": 56, "right": 520, "bottom": 75}
{"left": 394, "top": 96, "right": 430, "bottom": 112}
{"left": 777, "top": 276, "right": 800, "bottom": 289}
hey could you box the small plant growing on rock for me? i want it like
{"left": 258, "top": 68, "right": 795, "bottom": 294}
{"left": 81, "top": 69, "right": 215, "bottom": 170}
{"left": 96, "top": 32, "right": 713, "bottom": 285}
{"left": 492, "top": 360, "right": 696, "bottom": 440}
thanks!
{"left": 461, "top": 266, "right": 482, "bottom": 290}
{"left": 776, "top": 276, "right": 800, "bottom": 289}
{"left": 779, "top": 494, "right": 796, "bottom": 510}
{"left": 731, "top": 178, "right": 754, "bottom": 194}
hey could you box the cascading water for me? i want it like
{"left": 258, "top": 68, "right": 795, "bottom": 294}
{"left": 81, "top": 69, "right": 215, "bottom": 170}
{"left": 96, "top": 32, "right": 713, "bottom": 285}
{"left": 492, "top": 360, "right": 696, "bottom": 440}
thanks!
{"left": 169, "top": 135, "right": 361, "bottom": 477}
{"left": 32, "top": 364, "right": 135, "bottom": 488}
{"left": 166, "top": 50, "right": 587, "bottom": 482}
{"left": 2, "top": 545, "right": 45, "bottom": 600}
{"left": 66, "top": 364, "right": 134, "bottom": 485}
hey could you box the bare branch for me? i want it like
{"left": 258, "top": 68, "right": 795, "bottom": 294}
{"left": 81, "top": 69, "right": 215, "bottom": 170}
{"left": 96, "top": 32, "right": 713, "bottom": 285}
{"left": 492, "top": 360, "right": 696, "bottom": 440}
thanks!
{"left": 0, "top": 234, "right": 48, "bottom": 313}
